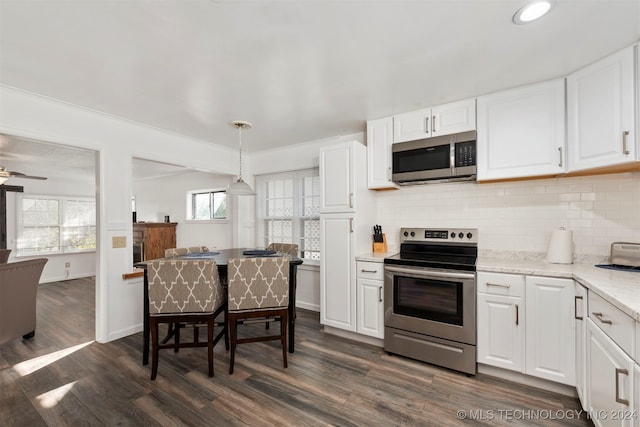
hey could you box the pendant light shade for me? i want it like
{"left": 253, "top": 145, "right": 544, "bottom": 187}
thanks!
{"left": 227, "top": 120, "right": 255, "bottom": 196}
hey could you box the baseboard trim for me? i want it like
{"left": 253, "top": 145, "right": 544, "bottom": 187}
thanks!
{"left": 477, "top": 364, "right": 578, "bottom": 397}
{"left": 296, "top": 301, "right": 320, "bottom": 312}
{"left": 323, "top": 325, "right": 384, "bottom": 347}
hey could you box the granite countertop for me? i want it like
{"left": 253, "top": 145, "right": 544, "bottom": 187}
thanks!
{"left": 478, "top": 256, "right": 640, "bottom": 322}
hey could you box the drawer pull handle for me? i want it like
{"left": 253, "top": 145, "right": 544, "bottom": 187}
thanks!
{"left": 574, "top": 295, "right": 583, "bottom": 320}
{"left": 622, "top": 130, "right": 630, "bottom": 155}
{"left": 515, "top": 304, "right": 519, "bottom": 326}
{"left": 615, "top": 368, "right": 629, "bottom": 406}
{"left": 360, "top": 269, "right": 378, "bottom": 273}
{"left": 592, "top": 312, "right": 613, "bottom": 325}
{"left": 487, "top": 282, "right": 511, "bottom": 289}
{"left": 378, "top": 286, "right": 383, "bottom": 303}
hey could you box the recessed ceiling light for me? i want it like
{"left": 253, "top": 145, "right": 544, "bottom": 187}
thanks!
{"left": 513, "top": 0, "right": 554, "bottom": 25}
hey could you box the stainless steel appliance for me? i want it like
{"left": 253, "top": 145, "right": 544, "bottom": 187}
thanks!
{"left": 384, "top": 227, "right": 478, "bottom": 374}
{"left": 391, "top": 131, "right": 476, "bottom": 185}
{"left": 595, "top": 242, "right": 640, "bottom": 272}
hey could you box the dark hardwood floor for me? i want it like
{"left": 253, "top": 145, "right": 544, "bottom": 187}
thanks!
{"left": 1, "top": 277, "right": 593, "bottom": 426}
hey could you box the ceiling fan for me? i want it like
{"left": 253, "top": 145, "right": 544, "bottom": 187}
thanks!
{"left": 0, "top": 166, "right": 47, "bottom": 185}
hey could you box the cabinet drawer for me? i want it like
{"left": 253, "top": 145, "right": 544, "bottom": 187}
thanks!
{"left": 477, "top": 272, "right": 525, "bottom": 297}
{"left": 356, "top": 261, "right": 384, "bottom": 280}
{"left": 589, "top": 291, "right": 635, "bottom": 357}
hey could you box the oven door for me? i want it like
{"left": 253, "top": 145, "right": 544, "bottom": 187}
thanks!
{"left": 384, "top": 264, "right": 476, "bottom": 345}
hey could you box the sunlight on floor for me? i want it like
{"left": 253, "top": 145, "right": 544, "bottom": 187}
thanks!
{"left": 36, "top": 381, "right": 78, "bottom": 408}
{"left": 12, "top": 341, "right": 94, "bottom": 377}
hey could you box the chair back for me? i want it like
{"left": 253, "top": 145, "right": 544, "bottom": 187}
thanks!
{"left": 148, "top": 259, "right": 223, "bottom": 315}
{"left": 0, "top": 249, "right": 11, "bottom": 263}
{"left": 266, "top": 243, "right": 298, "bottom": 257}
{"left": 228, "top": 257, "right": 289, "bottom": 312}
{"left": 0, "top": 258, "right": 48, "bottom": 345}
{"left": 164, "top": 246, "right": 209, "bottom": 258}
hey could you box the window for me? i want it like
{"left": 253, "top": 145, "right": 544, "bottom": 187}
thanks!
{"left": 256, "top": 169, "right": 320, "bottom": 262}
{"left": 17, "top": 195, "right": 96, "bottom": 255}
{"left": 187, "top": 189, "right": 227, "bottom": 220}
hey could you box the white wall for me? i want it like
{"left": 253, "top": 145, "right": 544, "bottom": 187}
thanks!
{"left": 376, "top": 172, "right": 640, "bottom": 261}
{"left": 1, "top": 85, "right": 240, "bottom": 343}
{"left": 133, "top": 171, "right": 234, "bottom": 250}
{"left": 4, "top": 175, "right": 97, "bottom": 282}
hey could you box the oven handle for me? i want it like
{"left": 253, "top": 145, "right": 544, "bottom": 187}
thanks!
{"left": 384, "top": 265, "right": 475, "bottom": 280}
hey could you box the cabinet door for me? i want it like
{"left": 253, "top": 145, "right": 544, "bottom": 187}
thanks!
{"left": 525, "top": 276, "right": 576, "bottom": 386}
{"left": 319, "top": 142, "right": 354, "bottom": 213}
{"left": 393, "top": 108, "right": 431, "bottom": 143}
{"left": 356, "top": 278, "right": 384, "bottom": 338}
{"left": 320, "top": 214, "right": 356, "bottom": 331}
{"left": 567, "top": 46, "right": 636, "bottom": 171}
{"left": 477, "top": 293, "right": 524, "bottom": 372}
{"left": 431, "top": 98, "right": 476, "bottom": 137}
{"left": 576, "top": 282, "right": 589, "bottom": 409}
{"left": 587, "top": 318, "right": 634, "bottom": 427}
{"left": 634, "top": 364, "right": 639, "bottom": 427}
{"left": 367, "top": 117, "right": 398, "bottom": 190}
{"left": 477, "top": 79, "right": 566, "bottom": 181}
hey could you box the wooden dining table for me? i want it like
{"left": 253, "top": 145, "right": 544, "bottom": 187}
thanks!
{"left": 136, "top": 248, "right": 303, "bottom": 366}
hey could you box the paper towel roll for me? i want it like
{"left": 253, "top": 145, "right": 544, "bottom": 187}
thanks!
{"left": 547, "top": 228, "right": 573, "bottom": 264}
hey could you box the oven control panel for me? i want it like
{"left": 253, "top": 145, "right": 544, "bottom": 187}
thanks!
{"left": 401, "top": 228, "right": 478, "bottom": 244}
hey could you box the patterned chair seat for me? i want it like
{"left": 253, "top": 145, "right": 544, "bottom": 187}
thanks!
{"left": 227, "top": 256, "right": 289, "bottom": 374}
{"left": 147, "top": 258, "right": 226, "bottom": 380}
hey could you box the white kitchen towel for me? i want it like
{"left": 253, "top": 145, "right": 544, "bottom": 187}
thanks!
{"left": 547, "top": 228, "right": 573, "bottom": 264}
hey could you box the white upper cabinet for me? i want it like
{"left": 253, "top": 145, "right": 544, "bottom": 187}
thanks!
{"left": 393, "top": 107, "right": 431, "bottom": 142}
{"left": 431, "top": 98, "right": 476, "bottom": 137}
{"left": 366, "top": 117, "right": 398, "bottom": 190}
{"left": 477, "top": 79, "right": 566, "bottom": 181}
{"left": 319, "top": 142, "right": 355, "bottom": 213}
{"left": 393, "top": 98, "right": 475, "bottom": 143}
{"left": 567, "top": 45, "right": 636, "bottom": 172}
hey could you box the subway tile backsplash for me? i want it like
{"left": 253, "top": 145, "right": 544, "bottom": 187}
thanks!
{"left": 376, "top": 172, "right": 640, "bottom": 260}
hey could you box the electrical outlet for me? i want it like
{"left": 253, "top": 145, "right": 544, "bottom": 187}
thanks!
{"left": 112, "top": 236, "right": 126, "bottom": 248}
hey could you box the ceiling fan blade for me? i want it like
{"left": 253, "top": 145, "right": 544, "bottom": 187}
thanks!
{"left": 8, "top": 171, "right": 48, "bottom": 180}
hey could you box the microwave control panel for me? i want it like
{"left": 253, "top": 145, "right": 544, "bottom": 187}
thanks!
{"left": 455, "top": 140, "right": 476, "bottom": 167}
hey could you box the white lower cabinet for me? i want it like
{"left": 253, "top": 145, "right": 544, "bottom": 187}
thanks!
{"left": 576, "top": 282, "right": 589, "bottom": 409}
{"left": 477, "top": 292, "right": 524, "bottom": 371}
{"left": 525, "top": 276, "right": 576, "bottom": 386}
{"left": 634, "top": 364, "right": 640, "bottom": 427}
{"left": 587, "top": 318, "right": 634, "bottom": 427}
{"left": 320, "top": 214, "right": 356, "bottom": 331}
{"left": 356, "top": 261, "right": 384, "bottom": 338}
{"left": 477, "top": 272, "right": 575, "bottom": 386}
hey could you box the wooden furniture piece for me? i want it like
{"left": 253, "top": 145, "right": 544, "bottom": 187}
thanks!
{"left": 227, "top": 257, "right": 290, "bottom": 374}
{"left": 137, "top": 248, "right": 303, "bottom": 366}
{"left": 0, "top": 249, "right": 10, "bottom": 263}
{"left": 147, "top": 258, "right": 227, "bottom": 380}
{"left": 0, "top": 258, "right": 48, "bottom": 346}
{"left": 133, "top": 222, "right": 177, "bottom": 261}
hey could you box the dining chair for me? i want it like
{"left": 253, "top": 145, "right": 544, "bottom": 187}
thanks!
{"left": 227, "top": 256, "right": 290, "bottom": 374}
{"left": 266, "top": 243, "right": 298, "bottom": 257}
{"left": 164, "top": 246, "right": 209, "bottom": 258}
{"left": 147, "top": 259, "right": 226, "bottom": 380}
{"left": 0, "top": 249, "right": 11, "bottom": 263}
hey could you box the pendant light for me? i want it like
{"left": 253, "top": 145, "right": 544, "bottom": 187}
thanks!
{"left": 226, "top": 120, "right": 255, "bottom": 196}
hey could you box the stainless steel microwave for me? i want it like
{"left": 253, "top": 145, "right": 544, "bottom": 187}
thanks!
{"left": 391, "top": 130, "right": 477, "bottom": 185}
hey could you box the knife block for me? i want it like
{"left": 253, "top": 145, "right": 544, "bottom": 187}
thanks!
{"left": 372, "top": 234, "right": 388, "bottom": 253}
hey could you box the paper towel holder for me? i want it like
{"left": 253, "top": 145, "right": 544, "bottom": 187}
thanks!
{"left": 546, "top": 227, "right": 574, "bottom": 264}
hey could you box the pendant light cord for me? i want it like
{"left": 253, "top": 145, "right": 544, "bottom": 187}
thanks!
{"left": 238, "top": 125, "right": 243, "bottom": 180}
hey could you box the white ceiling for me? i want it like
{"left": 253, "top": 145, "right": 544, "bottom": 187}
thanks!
{"left": 0, "top": 0, "right": 639, "bottom": 160}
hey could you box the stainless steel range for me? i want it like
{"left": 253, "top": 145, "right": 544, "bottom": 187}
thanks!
{"left": 384, "top": 227, "right": 478, "bottom": 375}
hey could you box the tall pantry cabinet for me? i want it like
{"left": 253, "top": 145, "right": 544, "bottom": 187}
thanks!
{"left": 319, "top": 140, "right": 375, "bottom": 332}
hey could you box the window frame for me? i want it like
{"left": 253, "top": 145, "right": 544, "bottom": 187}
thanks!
{"left": 16, "top": 194, "right": 96, "bottom": 257}
{"left": 185, "top": 188, "right": 229, "bottom": 223}
{"left": 255, "top": 168, "right": 320, "bottom": 265}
